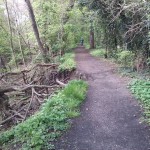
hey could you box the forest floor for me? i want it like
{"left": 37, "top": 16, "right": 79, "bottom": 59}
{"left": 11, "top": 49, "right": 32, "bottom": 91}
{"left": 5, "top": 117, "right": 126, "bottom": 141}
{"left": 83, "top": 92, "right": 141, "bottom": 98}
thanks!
{"left": 55, "top": 47, "right": 150, "bottom": 150}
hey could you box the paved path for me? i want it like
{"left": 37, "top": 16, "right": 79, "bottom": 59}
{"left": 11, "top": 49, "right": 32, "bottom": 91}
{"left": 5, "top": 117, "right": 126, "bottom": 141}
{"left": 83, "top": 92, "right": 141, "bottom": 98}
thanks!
{"left": 55, "top": 47, "right": 150, "bottom": 150}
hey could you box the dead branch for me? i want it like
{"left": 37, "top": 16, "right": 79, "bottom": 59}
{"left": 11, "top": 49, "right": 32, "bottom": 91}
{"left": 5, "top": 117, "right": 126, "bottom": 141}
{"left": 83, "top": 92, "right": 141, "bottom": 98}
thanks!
{"left": 0, "top": 63, "right": 58, "bottom": 80}
{"left": 0, "top": 104, "right": 28, "bottom": 125}
{"left": 56, "top": 78, "right": 66, "bottom": 87}
{"left": 23, "top": 88, "right": 34, "bottom": 121}
{"left": 32, "top": 88, "right": 52, "bottom": 97}
{"left": 10, "top": 110, "right": 25, "bottom": 119}
{"left": 0, "top": 114, "right": 16, "bottom": 125}
{"left": 0, "top": 84, "right": 59, "bottom": 95}
{"left": 110, "top": 2, "right": 144, "bottom": 23}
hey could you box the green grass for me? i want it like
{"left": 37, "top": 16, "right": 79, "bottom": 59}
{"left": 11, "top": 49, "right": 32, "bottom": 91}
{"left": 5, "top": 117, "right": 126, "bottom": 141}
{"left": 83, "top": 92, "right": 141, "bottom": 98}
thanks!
{"left": 129, "top": 80, "right": 150, "bottom": 124}
{"left": 90, "top": 49, "right": 106, "bottom": 58}
{"left": 0, "top": 80, "right": 88, "bottom": 150}
{"left": 58, "top": 53, "right": 76, "bottom": 71}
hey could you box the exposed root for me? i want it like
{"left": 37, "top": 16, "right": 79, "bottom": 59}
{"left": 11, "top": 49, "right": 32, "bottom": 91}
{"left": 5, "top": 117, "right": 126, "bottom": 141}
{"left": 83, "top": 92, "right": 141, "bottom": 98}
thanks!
{"left": 0, "top": 63, "right": 74, "bottom": 130}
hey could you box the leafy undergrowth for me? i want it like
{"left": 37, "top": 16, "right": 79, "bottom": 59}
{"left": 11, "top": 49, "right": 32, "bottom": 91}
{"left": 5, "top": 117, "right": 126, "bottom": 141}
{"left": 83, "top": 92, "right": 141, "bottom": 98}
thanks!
{"left": 116, "top": 50, "right": 134, "bottom": 68}
{"left": 119, "top": 67, "right": 150, "bottom": 79}
{"left": 0, "top": 80, "right": 88, "bottom": 150}
{"left": 118, "top": 67, "right": 138, "bottom": 78}
{"left": 129, "top": 80, "right": 150, "bottom": 124}
{"left": 58, "top": 53, "right": 76, "bottom": 71}
{"left": 90, "top": 49, "right": 106, "bottom": 58}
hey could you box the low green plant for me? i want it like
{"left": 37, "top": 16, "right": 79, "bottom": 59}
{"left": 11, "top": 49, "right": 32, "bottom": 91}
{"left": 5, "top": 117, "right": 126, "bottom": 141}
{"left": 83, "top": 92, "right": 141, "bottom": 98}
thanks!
{"left": 129, "top": 80, "right": 150, "bottom": 124}
{"left": 117, "top": 50, "right": 134, "bottom": 68}
{"left": 0, "top": 80, "right": 88, "bottom": 150}
{"left": 58, "top": 53, "right": 76, "bottom": 71}
{"left": 90, "top": 49, "right": 106, "bottom": 58}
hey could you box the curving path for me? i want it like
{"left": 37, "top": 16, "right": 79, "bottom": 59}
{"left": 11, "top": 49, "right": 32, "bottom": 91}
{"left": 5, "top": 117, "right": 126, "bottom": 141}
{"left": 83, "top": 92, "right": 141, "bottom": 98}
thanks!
{"left": 55, "top": 47, "right": 150, "bottom": 150}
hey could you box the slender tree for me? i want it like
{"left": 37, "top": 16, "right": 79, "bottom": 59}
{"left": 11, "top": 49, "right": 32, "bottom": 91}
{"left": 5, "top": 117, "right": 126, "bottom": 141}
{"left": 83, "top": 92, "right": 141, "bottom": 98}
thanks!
{"left": 90, "top": 20, "right": 95, "bottom": 49}
{"left": 25, "top": 0, "right": 48, "bottom": 63}
{"left": 4, "top": 0, "right": 18, "bottom": 68}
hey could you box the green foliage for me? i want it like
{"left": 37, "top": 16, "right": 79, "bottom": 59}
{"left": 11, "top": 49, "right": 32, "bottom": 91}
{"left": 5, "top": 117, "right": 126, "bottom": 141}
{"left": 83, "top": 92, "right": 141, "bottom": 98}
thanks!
{"left": 51, "top": 42, "right": 63, "bottom": 52}
{"left": 129, "top": 80, "right": 150, "bottom": 124}
{"left": 0, "top": 8, "right": 11, "bottom": 60}
{"left": 79, "top": 0, "right": 150, "bottom": 60}
{"left": 59, "top": 53, "right": 76, "bottom": 71}
{"left": 118, "top": 67, "right": 137, "bottom": 78}
{"left": 90, "top": 49, "right": 106, "bottom": 58}
{"left": 117, "top": 51, "right": 134, "bottom": 68}
{"left": 85, "top": 43, "right": 90, "bottom": 49}
{"left": 33, "top": 0, "right": 89, "bottom": 53}
{"left": 147, "top": 57, "right": 150, "bottom": 66}
{"left": 0, "top": 80, "right": 88, "bottom": 150}
{"left": 32, "top": 53, "right": 50, "bottom": 64}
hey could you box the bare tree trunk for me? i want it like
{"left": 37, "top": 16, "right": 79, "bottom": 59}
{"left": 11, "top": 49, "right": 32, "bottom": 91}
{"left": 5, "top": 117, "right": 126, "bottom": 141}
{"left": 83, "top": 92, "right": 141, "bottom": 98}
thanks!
{"left": 16, "top": 20, "right": 26, "bottom": 66}
{"left": 90, "top": 30, "right": 95, "bottom": 49}
{"left": 105, "top": 28, "right": 108, "bottom": 58}
{"left": 0, "top": 94, "right": 9, "bottom": 122}
{"left": 59, "top": 0, "right": 65, "bottom": 57}
{"left": 12, "top": 0, "right": 26, "bottom": 66}
{"left": 22, "top": 20, "right": 32, "bottom": 60}
{"left": 0, "top": 57, "right": 7, "bottom": 74}
{"left": 90, "top": 21, "right": 95, "bottom": 49}
{"left": 25, "top": 0, "right": 48, "bottom": 63}
{"left": 4, "top": 0, "right": 18, "bottom": 68}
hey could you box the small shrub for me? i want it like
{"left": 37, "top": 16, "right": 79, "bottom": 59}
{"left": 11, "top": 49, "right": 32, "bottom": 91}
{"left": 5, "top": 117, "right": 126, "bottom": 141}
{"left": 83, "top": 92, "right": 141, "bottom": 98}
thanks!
{"left": 90, "top": 49, "right": 106, "bottom": 58}
{"left": 117, "top": 50, "right": 134, "bottom": 68}
{"left": 58, "top": 53, "right": 76, "bottom": 71}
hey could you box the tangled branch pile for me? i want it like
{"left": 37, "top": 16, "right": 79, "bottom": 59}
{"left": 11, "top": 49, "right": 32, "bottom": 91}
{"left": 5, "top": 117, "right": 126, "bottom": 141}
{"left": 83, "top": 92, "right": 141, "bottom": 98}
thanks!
{"left": 0, "top": 63, "right": 74, "bottom": 129}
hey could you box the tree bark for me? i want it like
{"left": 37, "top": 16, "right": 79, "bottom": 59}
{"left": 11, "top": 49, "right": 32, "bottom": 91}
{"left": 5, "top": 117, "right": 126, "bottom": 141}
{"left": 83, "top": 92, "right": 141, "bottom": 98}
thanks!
{"left": 25, "top": 0, "right": 48, "bottom": 63}
{"left": 90, "top": 30, "right": 95, "bottom": 49}
{"left": 16, "top": 21, "right": 26, "bottom": 66}
{"left": 0, "top": 57, "right": 7, "bottom": 73}
{"left": 0, "top": 94, "right": 9, "bottom": 122}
